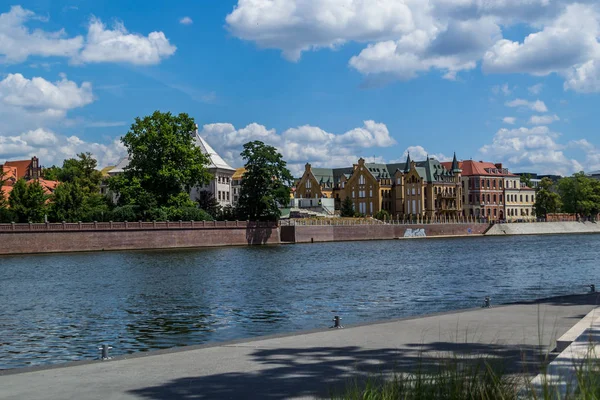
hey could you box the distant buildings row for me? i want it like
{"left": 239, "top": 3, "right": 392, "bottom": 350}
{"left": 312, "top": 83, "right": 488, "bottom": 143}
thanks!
{"left": 1, "top": 157, "right": 59, "bottom": 200}
{"left": 295, "top": 154, "right": 539, "bottom": 222}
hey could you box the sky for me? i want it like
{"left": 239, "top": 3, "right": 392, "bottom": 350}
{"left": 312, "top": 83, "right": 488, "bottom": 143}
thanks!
{"left": 1, "top": 0, "right": 600, "bottom": 177}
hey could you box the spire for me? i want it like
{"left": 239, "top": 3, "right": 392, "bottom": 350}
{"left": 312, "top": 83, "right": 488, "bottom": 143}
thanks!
{"left": 404, "top": 152, "right": 411, "bottom": 173}
{"left": 451, "top": 152, "right": 461, "bottom": 173}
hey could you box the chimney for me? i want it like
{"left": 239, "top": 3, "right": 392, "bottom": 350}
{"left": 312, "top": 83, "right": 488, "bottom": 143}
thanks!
{"left": 494, "top": 163, "right": 503, "bottom": 169}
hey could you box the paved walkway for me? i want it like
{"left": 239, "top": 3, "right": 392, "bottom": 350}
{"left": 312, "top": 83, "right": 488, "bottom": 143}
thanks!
{"left": 1, "top": 294, "right": 598, "bottom": 400}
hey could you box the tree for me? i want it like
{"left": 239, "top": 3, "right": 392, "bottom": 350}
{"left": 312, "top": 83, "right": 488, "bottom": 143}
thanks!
{"left": 9, "top": 179, "right": 48, "bottom": 222}
{"left": 110, "top": 111, "right": 212, "bottom": 208}
{"left": 196, "top": 190, "right": 221, "bottom": 218}
{"left": 0, "top": 168, "right": 7, "bottom": 208}
{"left": 534, "top": 177, "right": 562, "bottom": 219}
{"left": 374, "top": 209, "right": 391, "bottom": 221}
{"left": 558, "top": 172, "right": 600, "bottom": 218}
{"left": 60, "top": 153, "right": 103, "bottom": 194}
{"left": 236, "top": 141, "right": 293, "bottom": 221}
{"left": 520, "top": 174, "right": 532, "bottom": 188}
{"left": 340, "top": 196, "right": 355, "bottom": 217}
{"left": 50, "top": 182, "right": 85, "bottom": 222}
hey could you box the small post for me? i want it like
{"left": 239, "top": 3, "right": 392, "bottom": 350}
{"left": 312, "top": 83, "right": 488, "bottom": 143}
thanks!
{"left": 331, "top": 316, "right": 343, "bottom": 329}
{"left": 99, "top": 344, "right": 113, "bottom": 360}
{"left": 590, "top": 284, "right": 596, "bottom": 293}
{"left": 482, "top": 296, "right": 491, "bottom": 308}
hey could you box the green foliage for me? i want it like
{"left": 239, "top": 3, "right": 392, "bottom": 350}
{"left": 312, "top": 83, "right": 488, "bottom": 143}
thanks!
{"left": 557, "top": 172, "right": 600, "bottom": 218}
{"left": 534, "top": 177, "right": 562, "bottom": 219}
{"left": 9, "top": 179, "right": 48, "bottom": 223}
{"left": 520, "top": 174, "right": 533, "bottom": 188}
{"left": 162, "top": 206, "right": 213, "bottom": 222}
{"left": 0, "top": 207, "right": 15, "bottom": 223}
{"left": 374, "top": 209, "right": 391, "bottom": 221}
{"left": 111, "top": 111, "right": 212, "bottom": 208}
{"left": 340, "top": 196, "right": 355, "bottom": 217}
{"left": 42, "top": 166, "right": 61, "bottom": 181}
{"left": 219, "top": 205, "right": 237, "bottom": 221}
{"left": 49, "top": 182, "right": 85, "bottom": 222}
{"left": 109, "top": 205, "right": 140, "bottom": 222}
{"left": 236, "top": 141, "right": 293, "bottom": 221}
{"left": 196, "top": 190, "right": 221, "bottom": 218}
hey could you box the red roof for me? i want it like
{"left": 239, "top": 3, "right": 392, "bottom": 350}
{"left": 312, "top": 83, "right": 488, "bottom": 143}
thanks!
{"left": 3, "top": 160, "right": 33, "bottom": 180}
{"left": 441, "top": 160, "right": 516, "bottom": 177}
{"left": 1, "top": 165, "right": 17, "bottom": 185}
{"left": 27, "top": 179, "right": 60, "bottom": 195}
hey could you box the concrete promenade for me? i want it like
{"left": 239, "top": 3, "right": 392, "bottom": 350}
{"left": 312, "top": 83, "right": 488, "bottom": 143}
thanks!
{"left": 486, "top": 221, "right": 600, "bottom": 236}
{"left": 1, "top": 294, "right": 598, "bottom": 400}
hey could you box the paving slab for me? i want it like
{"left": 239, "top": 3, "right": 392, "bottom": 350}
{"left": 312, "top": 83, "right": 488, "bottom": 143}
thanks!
{"left": 1, "top": 293, "right": 598, "bottom": 400}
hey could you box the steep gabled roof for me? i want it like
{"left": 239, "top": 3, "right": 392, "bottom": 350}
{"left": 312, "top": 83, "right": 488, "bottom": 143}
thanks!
{"left": 3, "top": 160, "right": 32, "bottom": 180}
{"left": 441, "top": 160, "right": 516, "bottom": 177}
{"left": 193, "top": 132, "right": 235, "bottom": 171}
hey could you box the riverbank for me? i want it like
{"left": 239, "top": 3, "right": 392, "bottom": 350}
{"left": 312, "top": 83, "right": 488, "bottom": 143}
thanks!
{"left": 1, "top": 293, "right": 598, "bottom": 400}
{"left": 487, "top": 221, "right": 600, "bottom": 236}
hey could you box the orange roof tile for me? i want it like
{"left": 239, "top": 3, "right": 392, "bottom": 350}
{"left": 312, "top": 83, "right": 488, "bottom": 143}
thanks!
{"left": 27, "top": 179, "right": 60, "bottom": 194}
{"left": 4, "top": 160, "right": 33, "bottom": 180}
{"left": 441, "top": 160, "right": 516, "bottom": 177}
{"left": 1, "top": 165, "right": 17, "bottom": 184}
{"left": 232, "top": 167, "right": 246, "bottom": 180}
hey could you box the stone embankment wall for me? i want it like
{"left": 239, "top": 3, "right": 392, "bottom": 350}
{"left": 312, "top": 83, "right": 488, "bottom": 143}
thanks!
{"left": 486, "top": 221, "right": 600, "bottom": 236}
{"left": 284, "top": 223, "right": 489, "bottom": 243}
{"left": 0, "top": 221, "right": 280, "bottom": 255}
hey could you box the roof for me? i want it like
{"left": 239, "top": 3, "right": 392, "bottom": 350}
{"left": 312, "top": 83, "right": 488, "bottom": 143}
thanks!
{"left": 1, "top": 165, "right": 17, "bottom": 184}
{"left": 3, "top": 160, "right": 32, "bottom": 180}
{"left": 441, "top": 160, "right": 516, "bottom": 177}
{"left": 108, "top": 156, "right": 130, "bottom": 175}
{"left": 1, "top": 185, "right": 12, "bottom": 201}
{"left": 100, "top": 166, "right": 115, "bottom": 177}
{"left": 29, "top": 179, "right": 59, "bottom": 194}
{"left": 193, "top": 131, "right": 235, "bottom": 171}
{"left": 232, "top": 167, "right": 246, "bottom": 180}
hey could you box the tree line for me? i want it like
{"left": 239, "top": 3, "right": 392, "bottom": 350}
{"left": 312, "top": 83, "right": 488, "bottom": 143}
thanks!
{"left": 0, "top": 111, "right": 292, "bottom": 224}
{"left": 534, "top": 173, "right": 600, "bottom": 220}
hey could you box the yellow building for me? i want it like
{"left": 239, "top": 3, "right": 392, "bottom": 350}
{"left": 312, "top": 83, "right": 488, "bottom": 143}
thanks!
{"left": 294, "top": 153, "right": 462, "bottom": 218}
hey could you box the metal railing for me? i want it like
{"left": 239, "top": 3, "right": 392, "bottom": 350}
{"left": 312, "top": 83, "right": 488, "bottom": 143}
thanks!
{"left": 0, "top": 220, "right": 278, "bottom": 232}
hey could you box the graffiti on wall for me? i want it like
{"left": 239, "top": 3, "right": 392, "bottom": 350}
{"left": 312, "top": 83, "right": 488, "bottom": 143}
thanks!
{"left": 404, "top": 228, "right": 426, "bottom": 238}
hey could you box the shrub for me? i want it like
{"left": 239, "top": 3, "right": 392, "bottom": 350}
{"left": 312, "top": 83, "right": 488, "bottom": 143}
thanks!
{"left": 109, "top": 205, "right": 141, "bottom": 222}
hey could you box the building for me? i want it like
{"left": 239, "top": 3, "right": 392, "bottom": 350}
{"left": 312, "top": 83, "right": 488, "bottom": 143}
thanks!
{"left": 294, "top": 153, "right": 462, "bottom": 218}
{"left": 231, "top": 167, "right": 246, "bottom": 206}
{"left": 107, "top": 128, "right": 236, "bottom": 207}
{"left": 587, "top": 170, "right": 600, "bottom": 180}
{"left": 445, "top": 160, "right": 535, "bottom": 221}
{"left": 1, "top": 157, "right": 59, "bottom": 202}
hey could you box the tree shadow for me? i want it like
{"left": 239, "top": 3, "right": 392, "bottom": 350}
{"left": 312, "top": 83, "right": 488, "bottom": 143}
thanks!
{"left": 512, "top": 293, "right": 600, "bottom": 307}
{"left": 128, "top": 342, "right": 549, "bottom": 400}
{"left": 245, "top": 222, "right": 274, "bottom": 245}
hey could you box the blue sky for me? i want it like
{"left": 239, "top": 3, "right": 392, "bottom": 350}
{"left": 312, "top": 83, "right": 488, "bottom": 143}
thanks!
{"left": 1, "top": 0, "right": 600, "bottom": 176}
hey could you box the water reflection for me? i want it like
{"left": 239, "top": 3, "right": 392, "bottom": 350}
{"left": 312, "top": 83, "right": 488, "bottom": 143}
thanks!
{"left": 1, "top": 234, "right": 599, "bottom": 369}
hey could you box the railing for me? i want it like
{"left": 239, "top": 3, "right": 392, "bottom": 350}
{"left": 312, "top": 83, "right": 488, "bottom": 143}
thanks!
{"left": 281, "top": 217, "right": 490, "bottom": 226}
{"left": 0, "top": 220, "right": 278, "bottom": 232}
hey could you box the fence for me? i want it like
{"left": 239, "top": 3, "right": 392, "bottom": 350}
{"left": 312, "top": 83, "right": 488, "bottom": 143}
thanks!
{"left": 0, "top": 220, "right": 278, "bottom": 232}
{"left": 281, "top": 217, "right": 490, "bottom": 226}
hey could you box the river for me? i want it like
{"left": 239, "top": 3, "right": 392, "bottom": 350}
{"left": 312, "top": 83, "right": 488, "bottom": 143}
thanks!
{"left": 1, "top": 234, "right": 598, "bottom": 370}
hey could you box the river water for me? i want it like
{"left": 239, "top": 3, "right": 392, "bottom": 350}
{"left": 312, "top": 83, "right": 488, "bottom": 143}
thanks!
{"left": 1, "top": 234, "right": 598, "bottom": 370}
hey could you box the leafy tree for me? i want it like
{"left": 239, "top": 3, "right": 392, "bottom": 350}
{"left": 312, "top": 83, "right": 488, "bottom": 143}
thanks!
{"left": 558, "top": 172, "right": 600, "bottom": 218}
{"left": 374, "top": 209, "right": 391, "bottom": 221}
{"left": 60, "top": 153, "right": 103, "bottom": 194}
{"left": 520, "top": 174, "right": 532, "bottom": 188}
{"left": 196, "top": 190, "right": 221, "bottom": 218}
{"left": 110, "top": 111, "right": 212, "bottom": 208}
{"left": 340, "top": 196, "right": 355, "bottom": 217}
{"left": 236, "top": 141, "right": 293, "bottom": 221}
{"left": 49, "top": 182, "right": 85, "bottom": 222}
{"left": 42, "top": 166, "right": 62, "bottom": 181}
{"left": 0, "top": 168, "right": 7, "bottom": 208}
{"left": 219, "top": 205, "right": 237, "bottom": 221}
{"left": 9, "top": 179, "right": 48, "bottom": 223}
{"left": 534, "top": 177, "right": 562, "bottom": 219}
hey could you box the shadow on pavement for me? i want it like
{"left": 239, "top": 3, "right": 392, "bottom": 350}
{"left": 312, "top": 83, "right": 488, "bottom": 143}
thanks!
{"left": 128, "top": 342, "right": 547, "bottom": 400}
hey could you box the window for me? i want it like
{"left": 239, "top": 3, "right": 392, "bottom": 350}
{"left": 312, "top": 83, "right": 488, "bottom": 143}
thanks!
{"left": 352, "top": 190, "right": 355, "bottom": 198}
{"left": 370, "top": 202, "right": 373, "bottom": 214}
{"left": 218, "top": 191, "right": 222, "bottom": 200}
{"left": 412, "top": 188, "right": 416, "bottom": 195}
{"left": 500, "top": 194, "right": 503, "bottom": 203}
{"left": 396, "top": 178, "right": 401, "bottom": 185}
{"left": 499, "top": 180, "right": 503, "bottom": 188}
{"left": 487, "top": 194, "right": 490, "bottom": 203}
{"left": 306, "top": 180, "right": 311, "bottom": 189}
{"left": 412, "top": 200, "right": 416, "bottom": 213}
{"left": 520, "top": 195, "right": 523, "bottom": 202}
{"left": 493, "top": 194, "right": 497, "bottom": 203}
{"left": 227, "top": 192, "right": 230, "bottom": 201}
{"left": 359, "top": 175, "right": 365, "bottom": 184}
{"left": 492, "top": 180, "right": 496, "bottom": 188}
{"left": 486, "top": 179, "right": 490, "bottom": 188}
{"left": 369, "top": 189, "right": 373, "bottom": 197}
{"left": 341, "top": 182, "right": 345, "bottom": 188}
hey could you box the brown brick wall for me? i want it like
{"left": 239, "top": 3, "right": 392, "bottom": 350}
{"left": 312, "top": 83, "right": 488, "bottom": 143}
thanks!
{"left": 0, "top": 227, "right": 280, "bottom": 255}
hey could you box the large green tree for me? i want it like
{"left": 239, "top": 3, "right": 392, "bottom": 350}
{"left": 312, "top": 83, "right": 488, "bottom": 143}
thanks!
{"left": 237, "top": 141, "right": 293, "bottom": 221}
{"left": 340, "top": 196, "right": 355, "bottom": 217}
{"left": 0, "top": 168, "right": 7, "bottom": 208}
{"left": 534, "top": 177, "right": 562, "bottom": 219}
{"left": 196, "top": 190, "right": 221, "bottom": 218}
{"left": 49, "top": 182, "right": 85, "bottom": 222}
{"left": 110, "top": 111, "right": 212, "bottom": 208}
{"left": 558, "top": 172, "right": 600, "bottom": 218}
{"left": 9, "top": 179, "right": 48, "bottom": 223}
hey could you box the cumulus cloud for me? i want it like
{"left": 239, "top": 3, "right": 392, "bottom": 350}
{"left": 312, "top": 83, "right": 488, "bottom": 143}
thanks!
{"left": 503, "top": 117, "right": 516, "bottom": 124}
{"left": 528, "top": 83, "right": 543, "bottom": 95}
{"left": 0, "top": 6, "right": 176, "bottom": 65}
{"left": 0, "top": 73, "right": 94, "bottom": 127}
{"left": 225, "top": 0, "right": 600, "bottom": 90}
{"left": 492, "top": 83, "right": 512, "bottom": 96}
{"left": 397, "top": 145, "right": 449, "bottom": 162}
{"left": 479, "top": 125, "right": 583, "bottom": 175}
{"left": 179, "top": 17, "right": 193, "bottom": 25}
{"left": 200, "top": 120, "right": 397, "bottom": 176}
{"left": 529, "top": 114, "right": 559, "bottom": 125}
{"left": 505, "top": 98, "right": 548, "bottom": 113}
{"left": 0, "top": 128, "right": 126, "bottom": 167}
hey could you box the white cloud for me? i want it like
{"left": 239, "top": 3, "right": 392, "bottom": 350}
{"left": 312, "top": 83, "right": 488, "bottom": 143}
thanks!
{"left": 0, "top": 6, "right": 83, "bottom": 63}
{"left": 528, "top": 83, "right": 543, "bottom": 95}
{"left": 503, "top": 117, "right": 516, "bottom": 124}
{"left": 493, "top": 83, "right": 512, "bottom": 96}
{"left": 529, "top": 114, "right": 559, "bottom": 125}
{"left": 200, "top": 120, "right": 397, "bottom": 176}
{"left": 0, "top": 129, "right": 126, "bottom": 167}
{"left": 0, "top": 6, "right": 176, "bottom": 65}
{"left": 398, "top": 145, "right": 449, "bottom": 162}
{"left": 179, "top": 17, "right": 193, "bottom": 25}
{"left": 505, "top": 98, "right": 548, "bottom": 113}
{"left": 479, "top": 125, "right": 584, "bottom": 175}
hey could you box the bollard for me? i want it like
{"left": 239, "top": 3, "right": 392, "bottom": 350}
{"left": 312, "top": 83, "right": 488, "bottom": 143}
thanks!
{"left": 590, "top": 284, "right": 596, "bottom": 293}
{"left": 99, "top": 344, "right": 113, "bottom": 360}
{"left": 482, "top": 296, "right": 491, "bottom": 308}
{"left": 331, "top": 316, "right": 343, "bottom": 329}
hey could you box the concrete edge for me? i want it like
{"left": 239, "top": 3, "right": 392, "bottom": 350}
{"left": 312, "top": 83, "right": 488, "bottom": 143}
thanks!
{"left": 2, "top": 292, "right": 597, "bottom": 377}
